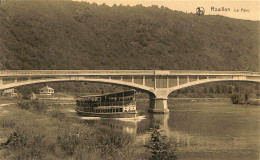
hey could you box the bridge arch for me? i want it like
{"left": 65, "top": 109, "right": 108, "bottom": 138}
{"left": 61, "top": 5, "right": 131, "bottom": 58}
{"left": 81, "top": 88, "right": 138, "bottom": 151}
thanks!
{"left": 148, "top": 78, "right": 260, "bottom": 113}
{"left": 168, "top": 79, "right": 260, "bottom": 94}
{"left": 0, "top": 77, "right": 156, "bottom": 96}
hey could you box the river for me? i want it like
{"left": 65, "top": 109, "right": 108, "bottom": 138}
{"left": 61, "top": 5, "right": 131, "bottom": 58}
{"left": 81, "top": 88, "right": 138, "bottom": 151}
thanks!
{"left": 63, "top": 101, "right": 260, "bottom": 160}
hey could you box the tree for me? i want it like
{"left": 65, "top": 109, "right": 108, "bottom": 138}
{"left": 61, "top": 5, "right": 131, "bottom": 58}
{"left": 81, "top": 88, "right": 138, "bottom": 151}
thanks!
{"left": 228, "top": 86, "right": 233, "bottom": 94}
{"left": 231, "top": 93, "right": 244, "bottom": 104}
{"left": 221, "top": 85, "right": 226, "bottom": 93}
{"left": 190, "top": 87, "right": 195, "bottom": 93}
{"left": 144, "top": 122, "right": 177, "bottom": 160}
{"left": 245, "top": 92, "right": 249, "bottom": 102}
{"left": 215, "top": 85, "right": 220, "bottom": 94}
{"left": 181, "top": 88, "right": 188, "bottom": 94}
{"left": 203, "top": 87, "right": 207, "bottom": 94}
{"left": 234, "top": 85, "right": 239, "bottom": 93}
{"left": 209, "top": 87, "right": 214, "bottom": 93}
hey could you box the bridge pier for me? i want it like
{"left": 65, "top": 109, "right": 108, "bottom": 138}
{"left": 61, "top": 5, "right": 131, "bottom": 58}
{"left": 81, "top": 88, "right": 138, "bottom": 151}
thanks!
{"left": 149, "top": 97, "right": 169, "bottom": 113}
{"left": 148, "top": 90, "right": 170, "bottom": 113}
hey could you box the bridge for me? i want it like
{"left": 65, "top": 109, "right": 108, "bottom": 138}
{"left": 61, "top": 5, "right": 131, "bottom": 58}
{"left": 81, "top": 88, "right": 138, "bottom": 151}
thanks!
{"left": 0, "top": 70, "right": 259, "bottom": 113}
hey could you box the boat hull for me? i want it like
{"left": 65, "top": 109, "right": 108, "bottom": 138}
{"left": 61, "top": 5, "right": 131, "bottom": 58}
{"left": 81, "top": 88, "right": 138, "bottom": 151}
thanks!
{"left": 76, "top": 110, "right": 137, "bottom": 118}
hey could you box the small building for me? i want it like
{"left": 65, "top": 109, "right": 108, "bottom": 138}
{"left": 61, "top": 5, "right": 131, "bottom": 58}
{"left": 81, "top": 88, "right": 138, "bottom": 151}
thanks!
{"left": 39, "top": 85, "right": 54, "bottom": 95}
{"left": 3, "top": 88, "right": 18, "bottom": 98}
{"left": 3, "top": 88, "right": 14, "bottom": 95}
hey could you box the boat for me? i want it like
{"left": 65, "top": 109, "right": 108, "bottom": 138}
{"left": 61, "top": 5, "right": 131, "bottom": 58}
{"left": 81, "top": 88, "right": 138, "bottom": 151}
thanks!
{"left": 75, "top": 90, "right": 137, "bottom": 118}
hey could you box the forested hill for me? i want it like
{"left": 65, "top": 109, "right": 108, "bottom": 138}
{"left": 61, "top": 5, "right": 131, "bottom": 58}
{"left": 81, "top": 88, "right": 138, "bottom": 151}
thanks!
{"left": 0, "top": 1, "right": 259, "bottom": 71}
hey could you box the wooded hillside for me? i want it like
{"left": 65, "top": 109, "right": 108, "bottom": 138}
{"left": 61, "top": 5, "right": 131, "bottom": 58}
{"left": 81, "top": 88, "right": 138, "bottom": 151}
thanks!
{"left": 0, "top": 0, "right": 259, "bottom": 71}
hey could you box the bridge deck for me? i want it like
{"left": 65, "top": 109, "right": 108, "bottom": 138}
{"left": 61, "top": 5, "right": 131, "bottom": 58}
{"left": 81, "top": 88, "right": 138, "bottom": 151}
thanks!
{"left": 0, "top": 70, "right": 259, "bottom": 77}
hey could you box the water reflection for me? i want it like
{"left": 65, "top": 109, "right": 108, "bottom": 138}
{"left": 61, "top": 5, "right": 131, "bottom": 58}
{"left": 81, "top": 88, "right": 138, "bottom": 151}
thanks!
{"left": 83, "top": 117, "right": 139, "bottom": 135}
{"left": 149, "top": 113, "right": 170, "bottom": 137}
{"left": 65, "top": 102, "right": 260, "bottom": 160}
{"left": 90, "top": 115, "right": 169, "bottom": 135}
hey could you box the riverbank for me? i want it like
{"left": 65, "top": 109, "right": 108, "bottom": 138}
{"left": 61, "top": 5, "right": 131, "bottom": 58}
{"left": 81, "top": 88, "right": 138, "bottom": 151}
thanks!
{"left": 249, "top": 99, "right": 260, "bottom": 105}
{"left": 168, "top": 98, "right": 230, "bottom": 103}
{"left": 0, "top": 97, "right": 180, "bottom": 159}
{"left": 137, "top": 97, "right": 231, "bottom": 103}
{"left": 0, "top": 101, "right": 139, "bottom": 160}
{"left": 138, "top": 97, "right": 260, "bottom": 106}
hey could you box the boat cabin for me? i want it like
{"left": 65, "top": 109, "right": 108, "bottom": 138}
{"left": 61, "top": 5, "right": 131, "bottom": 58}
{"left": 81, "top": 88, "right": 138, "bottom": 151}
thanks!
{"left": 76, "top": 90, "right": 136, "bottom": 114}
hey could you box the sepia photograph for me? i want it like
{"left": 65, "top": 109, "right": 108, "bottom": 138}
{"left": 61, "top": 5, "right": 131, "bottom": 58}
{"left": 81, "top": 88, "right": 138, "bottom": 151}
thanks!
{"left": 0, "top": 0, "right": 259, "bottom": 159}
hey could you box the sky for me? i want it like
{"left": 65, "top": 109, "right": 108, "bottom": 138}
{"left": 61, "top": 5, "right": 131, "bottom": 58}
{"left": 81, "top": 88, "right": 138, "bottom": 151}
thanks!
{"left": 74, "top": 0, "right": 260, "bottom": 21}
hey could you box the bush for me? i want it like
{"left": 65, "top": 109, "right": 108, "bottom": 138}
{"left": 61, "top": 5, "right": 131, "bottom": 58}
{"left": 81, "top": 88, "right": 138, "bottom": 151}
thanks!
{"left": 2, "top": 127, "right": 47, "bottom": 159}
{"left": 17, "top": 101, "right": 31, "bottom": 110}
{"left": 231, "top": 93, "right": 248, "bottom": 104}
{"left": 144, "top": 122, "right": 177, "bottom": 160}
{"left": 17, "top": 100, "right": 47, "bottom": 112}
{"left": 51, "top": 110, "right": 66, "bottom": 120}
{"left": 0, "top": 119, "right": 16, "bottom": 128}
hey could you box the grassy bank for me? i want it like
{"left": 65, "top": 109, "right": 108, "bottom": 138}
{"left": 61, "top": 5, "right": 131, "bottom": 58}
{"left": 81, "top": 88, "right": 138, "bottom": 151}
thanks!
{"left": 0, "top": 96, "right": 18, "bottom": 105}
{"left": 249, "top": 99, "right": 260, "bottom": 105}
{"left": 0, "top": 99, "right": 180, "bottom": 159}
{"left": 0, "top": 101, "right": 139, "bottom": 159}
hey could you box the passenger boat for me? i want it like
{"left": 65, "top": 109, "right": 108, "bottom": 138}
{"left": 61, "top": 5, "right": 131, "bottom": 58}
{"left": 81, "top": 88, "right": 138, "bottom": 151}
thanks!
{"left": 75, "top": 90, "right": 137, "bottom": 118}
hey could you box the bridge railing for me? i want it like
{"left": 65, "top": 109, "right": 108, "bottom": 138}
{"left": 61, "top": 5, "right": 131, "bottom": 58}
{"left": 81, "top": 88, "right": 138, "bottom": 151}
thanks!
{"left": 0, "top": 70, "right": 155, "bottom": 76}
{"left": 0, "top": 70, "right": 259, "bottom": 77}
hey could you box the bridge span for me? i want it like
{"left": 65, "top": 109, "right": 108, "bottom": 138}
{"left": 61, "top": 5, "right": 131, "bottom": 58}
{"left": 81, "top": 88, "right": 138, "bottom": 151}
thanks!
{"left": 0, "top": 70, "right": 259, "bottom": 113}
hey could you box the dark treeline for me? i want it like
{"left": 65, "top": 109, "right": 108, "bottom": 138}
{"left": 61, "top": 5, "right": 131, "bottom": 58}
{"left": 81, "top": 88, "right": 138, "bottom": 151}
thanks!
{"left": 170, "top": 82, "right": 259, "bottom": 98}
{"left": 0, "top": 1, "right": 259, "bottom": 95}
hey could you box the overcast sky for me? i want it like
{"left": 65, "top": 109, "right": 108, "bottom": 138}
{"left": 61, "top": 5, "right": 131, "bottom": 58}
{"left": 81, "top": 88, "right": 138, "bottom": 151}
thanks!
{"left": 74, "top": 0, "right": 259, "bottom": 21}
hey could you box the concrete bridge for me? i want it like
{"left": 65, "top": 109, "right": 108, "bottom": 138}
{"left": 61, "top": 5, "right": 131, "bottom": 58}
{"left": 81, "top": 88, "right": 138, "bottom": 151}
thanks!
{"left": 0, "top": 70, "right": 259, "bottom": 113}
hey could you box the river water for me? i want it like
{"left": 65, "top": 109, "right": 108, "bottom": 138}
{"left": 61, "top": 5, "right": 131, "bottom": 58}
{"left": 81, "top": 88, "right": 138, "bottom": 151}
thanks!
{"left": 64, "top": 101, "right": 260, "bottom": 160}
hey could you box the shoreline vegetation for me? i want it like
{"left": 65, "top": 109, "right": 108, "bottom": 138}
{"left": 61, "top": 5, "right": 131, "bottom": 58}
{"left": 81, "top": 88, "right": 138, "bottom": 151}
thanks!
{"left": 230, "top": 93, "right": 260, "bottom": 105}
{"left": 0, "top": 101, "right": 138, "bottom": 159}
{"left": 0, "top": 99, "right": 177, "bottom": 159}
